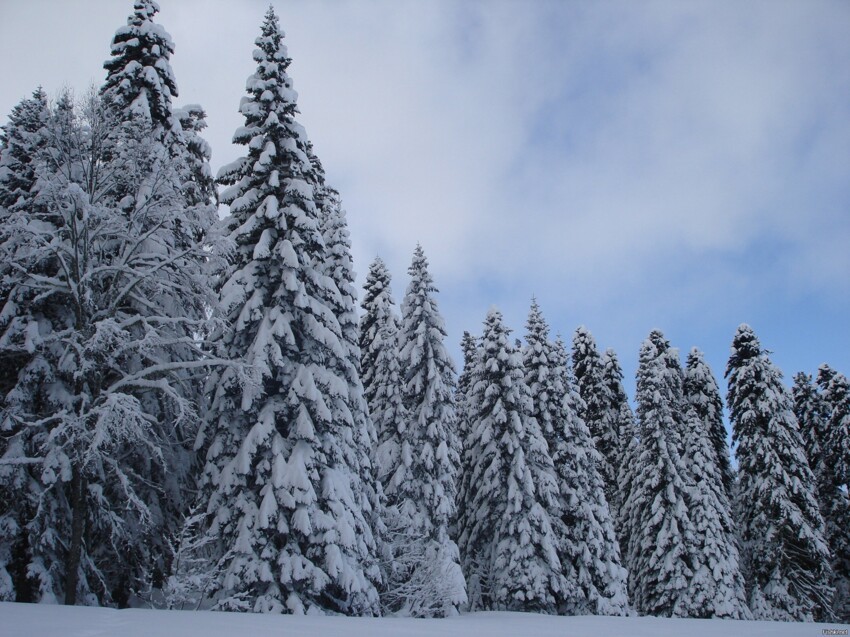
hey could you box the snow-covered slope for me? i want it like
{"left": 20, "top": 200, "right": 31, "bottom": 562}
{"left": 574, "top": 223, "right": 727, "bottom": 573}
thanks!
{"left": 1, "top": 603, "right": 847, "bottom": 637}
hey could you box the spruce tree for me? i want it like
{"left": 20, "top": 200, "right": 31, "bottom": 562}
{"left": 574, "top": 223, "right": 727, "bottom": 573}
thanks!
{"left": 312, "top": 151, "right": 384, "bottom": 602}
{"left": 0, "top": 87, "right": 48, "bottom": 213}
{"left": 599, "top": 347, "right": 635, "bottom": 528}
{"left": 359, "top": 259, "right": 407, "bottom": 495}
{"left": 458, "top": 308, "right": 564, "bottom": 613}
{"left": 359, "top": 257, "right": 399, "bottom": 416}
{"left": 726, "top": 325, "right": 833, "bottom": 621}
{"left": 196, "top": 8, "right": 379, "bottom": 615}
{"left": 173, "top": 104, "right": 217, "bottom": 207}
{"left": 96, "top": 2, "right": 219, "bottom": 601}
{"left": 523, "top": 309, "right": 628, "bottom": 616}
{"left": 678, "top": 347, "right": 749, "bottom": 618}
{"left": 818, "top": 366, "right": 850, "bottom": 493}
{"left": 646, "top": 330, "right": 687, "bottom": 456}
{"left": 456, "top": 332, "right": 478, "bottom": 428}
{"left": 793, "top": 372, "right": 828, "bottom": 488}
{"left": 624, "top": 335, "right": 696, "bottom": 617}
{"left": 388, "top": 245, "right": 465, "bottom": 616}
{"left": 0, "top": 89, "right": 50, "bottom": 407}
{"left": 815, "top": 366, "right": 850, "bottom": 620}
{"left": 684, "top": 348, "right": 734, "bottom": 501}
{"left": 572, "top": 327, "right": 619, "bottom": 510}
{"left": 454, "top": 330, "right": 479, "bottom": 605}
{"left": 0, "top": 92, "right": 51, "bottom": 564}
{"left": 101, "top": 1, "right": 180, "bottom": 138}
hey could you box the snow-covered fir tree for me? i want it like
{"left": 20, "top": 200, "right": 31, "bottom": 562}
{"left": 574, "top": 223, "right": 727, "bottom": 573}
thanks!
{"left": 599, "top": 348, "right": 635, "bottom": 532}
{"left": 195, "top": 7, "right": 379, "bottom": 615}
{"left": 456, "top": 331, "right": 478, "bottom": 433}
{"left": 458, "top": 308, "right": 564, "bottom": 613}
{"left": 311, "top": 149, "right": 385, "bottom": 601}
{"left": 383, "top": 245, "right": 465, "bottom": 616}
{"left": 815, "top": 366, "right": 850, "bottom": 621}
{"left": 684, "top": 348, "right": 735, "bottom": 501}
{"left": 398, "top": 245, "right": 462, "bottom": 489}
{"left": 681, "top": 402, "right": 750, "bottom": 618}
{"left": 101, "top": 1, "right": 216, "bottom": 257}
{"left": 359, "top": 257, "right": 398, "bottom": 416}
{"left": 571, "top": 327, "right": 619, "bottom": 515}
{"left": 818, "top": 366, "right": 850, "bottom": 493}
{"left": 623, "top": 335, "right": 697, "bottom": 617}
{"left": 101, "top": 1, "right": 180, "bottom": 138}
{"left": 0, "top": 85, "right": 219, "bottom": 606}
{"left": 646, "top": 330, "right": 687, "bottom": 456}
{"left": 793, "top": 372, "right": 828, "bottom": 487}
{"left": 358, "top": 259, "right": 406, "bottom": 495}
{"left": 523, "top": 304, "right": 628, "bottom": 616}
{"left": 173, "top": 104, "right": 217, "bottom": 207}
{"left": 0, "top": 88, "right": 50, "bottom": 440}
{"left": 726, "top": 325, "right": 834, "bottom": 621}
{"left": 98, "top": 1, "right": 220, "bottom": 600}
{"left": 0, "top": 87, "right": 48, "bottom": 596}
{"left": 0, "top": 87, "right": 48, "bottom": 214}
{"left": 452, "top": 330, "right": 477, "bottom": 543}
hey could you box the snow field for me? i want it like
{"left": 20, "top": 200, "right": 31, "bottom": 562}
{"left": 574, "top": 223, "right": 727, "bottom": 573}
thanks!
{"left": 2, "top": 603, "right": 847, "bottom": 637}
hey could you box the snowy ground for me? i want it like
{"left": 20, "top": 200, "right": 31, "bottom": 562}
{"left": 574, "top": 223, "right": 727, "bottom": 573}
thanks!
{"left": 1, "top": 602, "right": 848, "bottom": 637}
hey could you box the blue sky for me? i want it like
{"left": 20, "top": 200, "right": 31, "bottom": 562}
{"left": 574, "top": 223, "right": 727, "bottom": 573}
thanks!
{"left": 1, "top": 0, "right": 849, "bottom": 403}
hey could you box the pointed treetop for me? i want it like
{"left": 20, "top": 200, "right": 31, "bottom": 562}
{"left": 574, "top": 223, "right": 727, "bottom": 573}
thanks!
{"left": 258, "top": 5, "right": 287, "bottom": 61}
{"left": 102, "top": 0, "right": 179, "bottom": 133}
{"left": 817, "top": 364, "right": 837, "bottom": 392}
{"left": 134, "top": 1, "right": 160, "bottom": 19}
{"left": 410, "top": 243, "right": 429, "bottom": 273}
{"left": 525, "top": 297, "right": 548, "bottom": 340}
{"left": 727, "top": 323, "right": 761, "bottom": 373}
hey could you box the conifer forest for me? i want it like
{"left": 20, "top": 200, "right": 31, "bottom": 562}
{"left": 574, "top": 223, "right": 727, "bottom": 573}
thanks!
{"left": 1, "top": 1, "right": 848, "bottom": 627}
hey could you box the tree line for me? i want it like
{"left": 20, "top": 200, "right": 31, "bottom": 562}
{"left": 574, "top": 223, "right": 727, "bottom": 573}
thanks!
{"left": 0, "top": 1, "right": 847, "bottom": 623}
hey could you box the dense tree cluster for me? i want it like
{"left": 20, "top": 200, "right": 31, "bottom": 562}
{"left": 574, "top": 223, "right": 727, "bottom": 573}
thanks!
{"left": 1, "top": 1, "right": 847, "bottom": 625}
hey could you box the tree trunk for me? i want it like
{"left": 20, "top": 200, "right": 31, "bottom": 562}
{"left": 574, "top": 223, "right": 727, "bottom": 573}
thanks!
{"left": 64, "top": 466, "right": 86, "bottom": 605}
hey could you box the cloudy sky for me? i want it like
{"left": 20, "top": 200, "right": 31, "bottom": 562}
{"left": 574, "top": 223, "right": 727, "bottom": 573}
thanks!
{"left": 2, "top": 0, "right": 849, "bottom": 402}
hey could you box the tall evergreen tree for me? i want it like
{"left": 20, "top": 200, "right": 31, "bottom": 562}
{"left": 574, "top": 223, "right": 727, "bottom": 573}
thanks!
{"left": 386, "top": 245, "right": 465, "bottom": 616}
{"left": 0, "top": 84, "right": 48, "bottom": 595}
{"left": 678, "top": 347, "right": 749, "bottom": 617}
{"left": 599, "top": 347, "right": 634, "bottom": 527}
{"left": 624, "top": 335, "right": 696, "bottom": 617}
{"left": 101, "top": 1, "right": 180, "bottom": 138}
{"left": 359, "top": 257, "right": 398, "bottom": 414}
{"left": 726, "top": 325, "right": 833, "bottom": 621}
{"left": 815, "top": 366, "right": 850, "bottom": 620}
{"left": 684, "top": 348, "right": 734, "bottom": 501}
{"left": 196, "top": 8, "right": 379, "bottom": 615}
{"left": 456, "top": 331, "right": 479, "bottom": 448}
{"left": 0, "top": 87, "right": 48, "bottom": 213}
{"left": 312, "top": 151, "right": 384, "bottom": 603}
{"left": 818, "top": 366, "right": 850, "bottom": 493}
{"left": 0, "top": 89, "right": 50, "bottom": 407}
{"left": 96, "top": 1, "right": 219, "bottom": 600}
{"left": 358, "top": 259, "right": 406, "bottom": 496}
{"left": 452, "top": 330, "right": 477, "bottom": 545}
{"left": 571, "top": 327, "right": 619, "bottom": 514}
{"left": 597, "top": 348, "right": 637, "bottom": 560}
{"left": 173, "top": 104, "right": 217, "bottom": 207}
{"left": 458, "top": 308, "right": 563, "bottom": 613}
{"left": 645, "top": 330, "right": 687, "bottom": 456}
{"left": 793, "top": 372, "right": 828, "bottom": 488}
{"left": 523, "top": 306, "right": 628, "bottom": 616}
